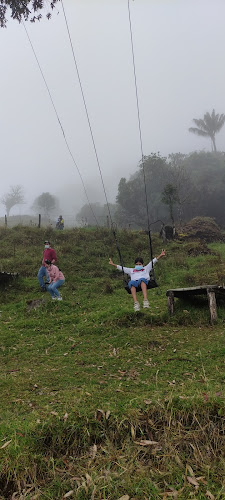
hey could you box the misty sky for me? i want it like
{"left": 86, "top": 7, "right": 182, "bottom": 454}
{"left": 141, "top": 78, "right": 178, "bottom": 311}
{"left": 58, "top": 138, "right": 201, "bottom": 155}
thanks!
{"left": 1, "top": 0, "right": 225, "bottom": 217}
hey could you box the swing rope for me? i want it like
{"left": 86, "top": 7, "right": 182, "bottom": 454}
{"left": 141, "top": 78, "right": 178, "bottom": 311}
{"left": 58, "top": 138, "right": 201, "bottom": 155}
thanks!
{"left": 61, "top": 0, "right": 131, "bottom": 281}
{"left": 112, "top": 0, "right": 158, "bottom": 293}
{"left": 23, "top": 21, "right": 99, "bottom": 227}
{"left": 61, "top": 0, "right": 114, "bottom": 229}
{"left": 127, "top": 0, "right": 154, "bottom": 267}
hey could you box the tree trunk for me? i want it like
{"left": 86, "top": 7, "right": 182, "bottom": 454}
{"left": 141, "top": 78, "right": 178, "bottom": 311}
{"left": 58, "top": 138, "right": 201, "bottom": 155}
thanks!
{"left": 178, "top": 204, "right": 183, "bottom": 231}
{"left": 169, "top": 204, "right": 174, "bottom": 226}
{"left": 211, "top": 135, "right": 217, "bottom": 152}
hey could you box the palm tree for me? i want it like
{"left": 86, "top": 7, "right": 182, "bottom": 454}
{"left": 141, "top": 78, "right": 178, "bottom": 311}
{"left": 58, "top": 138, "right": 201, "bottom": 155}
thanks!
{"left": 189, "top": 109, "right": 225, "bottom": 152}
{"left": 161, "top": 183, "right": 179, "bottom": 226}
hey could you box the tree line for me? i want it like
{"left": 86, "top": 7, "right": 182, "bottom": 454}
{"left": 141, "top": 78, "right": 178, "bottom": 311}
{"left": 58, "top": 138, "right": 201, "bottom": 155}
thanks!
{"left": 2, "top": 149, "right": 225, "bottom": 228}
{"left": 2, "top": 109, "right": 225, "bottom": 227}
{"left": 77, "top": 110, "right": 225, "bottom": 228}
{"left": 77, "top": 150, "right": 225, "bottom": 229}
{"left": 0, "top": 188, "right": 58, "bottom": 217}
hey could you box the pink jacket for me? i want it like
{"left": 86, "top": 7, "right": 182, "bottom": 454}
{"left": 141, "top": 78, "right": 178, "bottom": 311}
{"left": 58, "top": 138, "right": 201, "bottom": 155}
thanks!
{"left": 47, "top": 264, "right": 65, "bottom": 283}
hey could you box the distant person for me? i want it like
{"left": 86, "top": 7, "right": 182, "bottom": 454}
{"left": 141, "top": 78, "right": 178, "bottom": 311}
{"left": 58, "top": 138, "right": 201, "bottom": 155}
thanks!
{"left": 45, "top": 260, "right": 65, "bottom": 300}
{"left": 109, "top": 250, "right": 165, "bottom": 311}
{"left": 56, "top": 215, "right": 64, "bottom": 230}
{"left": 37, "top": 240, "right": 57, "bottom": 292}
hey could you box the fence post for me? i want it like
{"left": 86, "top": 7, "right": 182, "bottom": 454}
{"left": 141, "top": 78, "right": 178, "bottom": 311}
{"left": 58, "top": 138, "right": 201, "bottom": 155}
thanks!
{"left": 5, "top": 215, "right": 7, "bottom": 228}
{"left": 38, "top": 214, "right": 41, "bottom": 228}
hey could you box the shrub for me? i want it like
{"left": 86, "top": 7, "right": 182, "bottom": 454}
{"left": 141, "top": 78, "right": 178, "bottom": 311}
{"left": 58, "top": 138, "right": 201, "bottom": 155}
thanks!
{"left": 183, "top": 217, "right": 223, "bottom": 242}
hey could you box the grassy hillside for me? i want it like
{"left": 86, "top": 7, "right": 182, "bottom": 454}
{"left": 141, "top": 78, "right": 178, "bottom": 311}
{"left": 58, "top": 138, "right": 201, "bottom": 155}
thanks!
{"left": 0, "top": 227, "right": 225, "bottom": 499}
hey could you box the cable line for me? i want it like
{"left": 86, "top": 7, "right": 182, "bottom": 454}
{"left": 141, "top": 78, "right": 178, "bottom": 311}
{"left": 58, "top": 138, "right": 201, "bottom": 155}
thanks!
{"left": 127, "top": 0, "right": 154, "bottom": 266}
{"left": 61, "top": 0, "right": 114, "bottom": 227}
{"left": 22, "top": 20, "right": 99, "bottom": 227}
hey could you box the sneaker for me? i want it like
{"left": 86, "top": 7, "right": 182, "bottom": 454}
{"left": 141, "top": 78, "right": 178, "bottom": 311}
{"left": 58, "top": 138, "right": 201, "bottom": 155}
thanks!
{"left": 57, "top": 297, "right": 62, "bottom": 301}
{"left": 41, "top": 287, "right": 46, "bottom": 292}
{"left": 52, "top": 297, "right": 56, "bottom": 300}
{"left": 143, "top": 299, "right": 150, "bottom": 309}
{"left": 134, "top": 301, "right": 140, "bottom": 312}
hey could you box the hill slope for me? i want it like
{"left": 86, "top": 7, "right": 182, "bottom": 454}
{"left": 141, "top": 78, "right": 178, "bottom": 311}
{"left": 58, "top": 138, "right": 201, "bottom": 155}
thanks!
{"left": 0, "top": 227, "right": 225, "bottom": 499}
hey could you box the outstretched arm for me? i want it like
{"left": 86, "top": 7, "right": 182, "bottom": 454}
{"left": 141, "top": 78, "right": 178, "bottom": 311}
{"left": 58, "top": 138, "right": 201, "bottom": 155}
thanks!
{"left": 109, "top": 257, "right": 118, "bottom": 268}
{"left": 145, "top": 250, "right": 166, "bottom": 272}
{"left": 109, "top": 258, "right": 132, "bottom": 275}
{"left": 156, "top": 249, "right": 166, "bottom": 260}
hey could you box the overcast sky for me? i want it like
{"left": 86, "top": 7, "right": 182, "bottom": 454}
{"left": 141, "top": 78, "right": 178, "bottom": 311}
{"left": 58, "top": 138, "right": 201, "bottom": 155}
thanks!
{"left": 1, "top": 0, "right": 225, "bottom": 217}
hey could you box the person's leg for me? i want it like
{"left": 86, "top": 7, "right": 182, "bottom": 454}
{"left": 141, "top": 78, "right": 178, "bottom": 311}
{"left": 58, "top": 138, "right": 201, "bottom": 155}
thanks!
{"left": 130, "top": 284, "right": 140, "bottom": 311}
{"left": 45, "top": 268, "right": 50, "bottom": 284}
{"left": 131, "top": 285, "right": 137, "bottom": 303}
{"left": 38, "top": 266, "right": 47, "bottom": 289}
{"left": 51, "top": 280, "right": 65, "bottom": 298}
{"left": 140, "top": 281, "right": 148, "bottom": 300}
{"left": 47, "top": 283, "right": 55, "bottom": 297}
{"left": 141, "top": 280, "right": 150, "bottom": 308}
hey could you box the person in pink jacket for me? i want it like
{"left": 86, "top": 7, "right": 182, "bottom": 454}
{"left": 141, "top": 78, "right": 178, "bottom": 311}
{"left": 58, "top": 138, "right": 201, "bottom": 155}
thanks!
{"left": 44, "top": 260, "right": 65, "bottom": 301}
{"left": 38, "top": 240, "right": 57, "bottom": 292}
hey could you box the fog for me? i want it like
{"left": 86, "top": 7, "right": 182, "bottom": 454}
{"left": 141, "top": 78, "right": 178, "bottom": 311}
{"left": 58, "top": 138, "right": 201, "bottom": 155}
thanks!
{"left": 1, "top": 0, "right": 225, "bottom": 218}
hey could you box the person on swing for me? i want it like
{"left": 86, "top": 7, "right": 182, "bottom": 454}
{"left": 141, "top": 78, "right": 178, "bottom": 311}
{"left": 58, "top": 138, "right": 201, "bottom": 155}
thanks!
{"left": 109, "top": 250, "right": 165, "bottom": 311}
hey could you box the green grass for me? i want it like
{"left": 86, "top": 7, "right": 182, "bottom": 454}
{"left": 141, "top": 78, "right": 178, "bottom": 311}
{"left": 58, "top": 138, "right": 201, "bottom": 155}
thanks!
{"left": 0, "top": 227, "right": 225, "bottom": 499}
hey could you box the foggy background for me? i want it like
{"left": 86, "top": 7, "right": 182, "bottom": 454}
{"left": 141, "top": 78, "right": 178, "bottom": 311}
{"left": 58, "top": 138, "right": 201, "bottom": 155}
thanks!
{"left": 1, "top": 0, "right": 225, "bottom": 219}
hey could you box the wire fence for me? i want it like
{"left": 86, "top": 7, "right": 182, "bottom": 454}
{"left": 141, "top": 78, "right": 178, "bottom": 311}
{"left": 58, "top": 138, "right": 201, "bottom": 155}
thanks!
{"left": 0, "top": 214, "right": 165, "bottom": 232}
{"left": 0, "top": 214, "right": 119, "bottom": 229}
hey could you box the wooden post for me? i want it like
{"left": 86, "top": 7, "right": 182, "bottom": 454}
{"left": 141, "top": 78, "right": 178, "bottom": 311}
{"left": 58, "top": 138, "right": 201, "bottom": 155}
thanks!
{"left": 38, "top": 214, "right": 41, "bottom": 228}
{"left": 168, "top": 291, "right": 174, "bottom": 315}
{"left": 207, "top": 288, "right": 217, "bottom": 324}
{"left": 5, "top": 215, "right": 7, "bottom": 228}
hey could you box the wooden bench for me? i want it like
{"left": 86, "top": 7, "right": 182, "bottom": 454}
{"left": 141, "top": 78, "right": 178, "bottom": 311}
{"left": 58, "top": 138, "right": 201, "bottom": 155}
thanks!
{"left": 0, "top": 272, "right": 19, "bottom": 286}
{"left": 166, "top": 285, "right": 225, "bottom": 324}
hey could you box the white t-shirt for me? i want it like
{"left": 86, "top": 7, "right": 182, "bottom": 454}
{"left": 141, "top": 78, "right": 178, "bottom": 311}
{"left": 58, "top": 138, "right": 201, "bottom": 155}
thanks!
{"left": 117, "top": 258, "right": 158, "bottom": 281}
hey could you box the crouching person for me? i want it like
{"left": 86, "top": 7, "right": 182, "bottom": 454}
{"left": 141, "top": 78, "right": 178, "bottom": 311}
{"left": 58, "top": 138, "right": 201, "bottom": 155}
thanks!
{"left": 45, "top": 259, "right": 65, "bottom": 301}
{"left": 38, "top": 240, "right": 57, "bottom": 292}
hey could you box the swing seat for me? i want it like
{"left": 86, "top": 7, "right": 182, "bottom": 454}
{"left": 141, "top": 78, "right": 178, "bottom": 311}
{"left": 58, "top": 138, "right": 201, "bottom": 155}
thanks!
{"left": 124, "top": 276, "right": 158, "bottom": 294}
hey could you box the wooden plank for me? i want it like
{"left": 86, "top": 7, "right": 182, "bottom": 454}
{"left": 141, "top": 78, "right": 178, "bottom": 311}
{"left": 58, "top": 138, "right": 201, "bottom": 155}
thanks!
{"left": 166, "top": 285, "right": 225, "bottom": 298}
{"left": 0, "top": 272, "right": 18, "bottom": 278}
{"left": 166, "top": 285, "right": 220, "bottom": 294}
